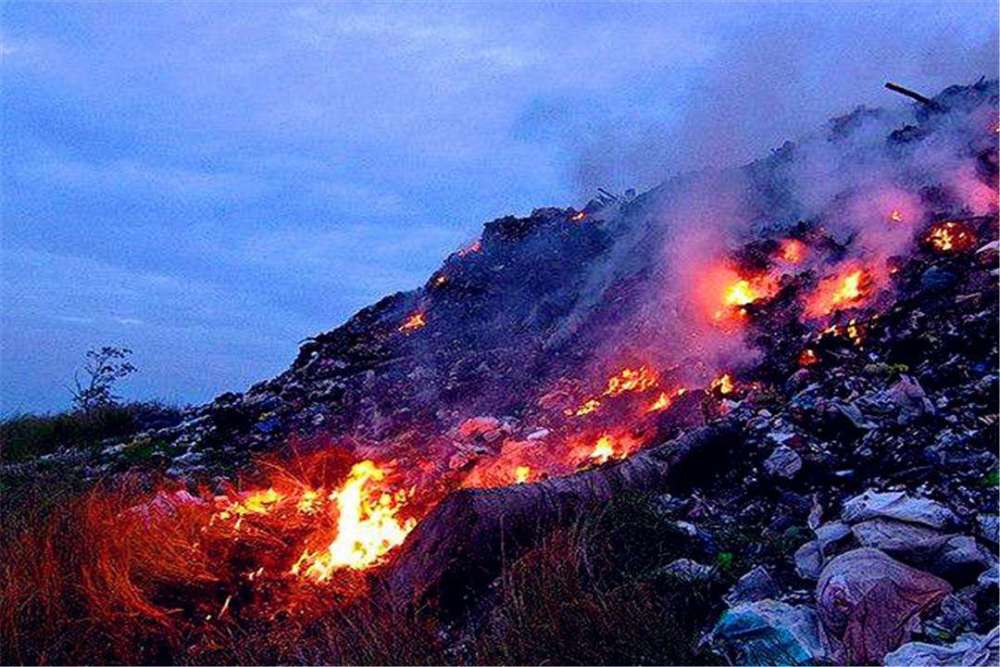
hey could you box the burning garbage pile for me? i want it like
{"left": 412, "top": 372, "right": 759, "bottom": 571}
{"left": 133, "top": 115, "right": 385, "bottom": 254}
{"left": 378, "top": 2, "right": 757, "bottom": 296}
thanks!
{"left": 2, "top": 80, "right": 998, "bottom": 664}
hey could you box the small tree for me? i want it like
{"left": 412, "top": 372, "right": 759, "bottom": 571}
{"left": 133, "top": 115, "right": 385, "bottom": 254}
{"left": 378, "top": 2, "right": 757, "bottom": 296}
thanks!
{"left": 71, "top": 346, "right": 137, "bottom": 413}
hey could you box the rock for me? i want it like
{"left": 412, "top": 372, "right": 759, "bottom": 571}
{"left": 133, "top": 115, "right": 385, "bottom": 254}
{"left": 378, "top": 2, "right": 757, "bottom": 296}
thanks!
{"left": 841, "top": 490, "right": 959, "bottom": 530}
{"left": 724, "top": 566, "right": 780, "bottom": 606}
{"left": 924, "top": 593, "right": 978, "bottom": 640}
{"left": 707, "top": 600, "right": 827, "bottom": 666}
{"left": 763, "top": 446, "right": 803, "bottom": 479}
{"left": 655, "top": 558, "right": 714, "bottom": 583}
{"left": 977, "top": 514, "right": 999, "bottom": 546}
{"left": 884, "top": 627, "right": 999, "bottom": 666}
{"left": 921, "top": 266, "right": 958, "bottom": 292}
{"left": 816, "top": 548, "right": 952, "bottom": 664}
{"left": 794, "top": 521, "right": 854, "bottom": 580}
{"left": 525, "top": 428, "right": 550, "bottom": 441}
{"left": 457, "top": 416, "right": 500, "bottom": 438}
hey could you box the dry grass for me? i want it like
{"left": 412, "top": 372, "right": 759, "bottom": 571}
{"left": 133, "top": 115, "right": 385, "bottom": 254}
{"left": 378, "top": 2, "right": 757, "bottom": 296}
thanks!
{"left": 1, "top": 476, "right": 720, "bottom": 665}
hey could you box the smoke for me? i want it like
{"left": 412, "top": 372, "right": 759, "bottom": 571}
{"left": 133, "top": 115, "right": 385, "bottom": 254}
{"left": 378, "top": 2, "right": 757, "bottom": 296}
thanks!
{"left": 569, "top": 3, "right": 998, "bottom": 198}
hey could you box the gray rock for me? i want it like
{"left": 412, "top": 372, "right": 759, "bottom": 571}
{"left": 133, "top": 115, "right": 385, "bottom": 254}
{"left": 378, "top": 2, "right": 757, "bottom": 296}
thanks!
{"left": 841, "top": 490, "right": 959, "bottom": 530}
{"left": 763, "top": 446, "right": 803, "bottom": 479}
{"left": 884, "top": 627, "right": 999, "bottom": 666}
{"left": 707, "top": 600, "right": 827, "bottom": 666}
{"left": 724, "top": 566, "right": 780, "bottom": 606}
{"left": 977, "top": 514, "right": 999, "bottom": 546}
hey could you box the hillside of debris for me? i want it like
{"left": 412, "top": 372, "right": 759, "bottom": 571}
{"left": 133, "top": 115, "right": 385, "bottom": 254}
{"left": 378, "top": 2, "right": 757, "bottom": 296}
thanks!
{"left": 2, "top": 79, "right": 998, "bottom": 665}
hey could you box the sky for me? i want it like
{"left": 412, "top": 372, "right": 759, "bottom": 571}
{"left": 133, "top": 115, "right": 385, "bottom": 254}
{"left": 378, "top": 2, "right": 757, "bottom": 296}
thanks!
{"left": 2, "top": 1, "right": 997, "bottom": 414}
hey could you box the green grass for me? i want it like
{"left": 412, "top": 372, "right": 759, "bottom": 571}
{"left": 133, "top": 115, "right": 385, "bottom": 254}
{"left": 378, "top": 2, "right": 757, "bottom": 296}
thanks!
{"left": 0, "top": 402, "right": 183, "bottom": 463}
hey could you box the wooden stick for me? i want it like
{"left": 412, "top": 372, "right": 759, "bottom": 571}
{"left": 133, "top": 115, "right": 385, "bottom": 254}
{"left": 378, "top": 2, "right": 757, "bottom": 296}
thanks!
{"left": 885, "top": 82, "right": 943, "bottom": 110}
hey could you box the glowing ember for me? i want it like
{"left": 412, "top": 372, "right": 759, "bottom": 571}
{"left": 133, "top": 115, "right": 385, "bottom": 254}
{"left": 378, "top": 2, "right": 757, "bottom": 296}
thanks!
{"left": 292, "top": 460, "right": 415, "bottom": 580}
{"left": 572, "top": 398, "right": 601, "bottom": 416}
{"left": 925, "top": 221, "right": 976, "bottom": 253}
{"left": 399, "top": 312, "right": 426, "bottom": 333}
{"left": 457, "top": 240, "right": 482, "bottom": 257}
{"left": 776, "top": 238, "right": 807, "bottom": 264}
{"left": 433, "top": 275, "right": 448, "bottom": 287}
{"left": 604, "top": 365, "right": 658, "bottom": 396}
{"left": 647, "top": 387, "right": 686, "bottom": 413}
{"left": 805, "top": 266, "right": 871, "bottom": 317}
{"left": 216, "top": 487, "right": 283, "bottom": 520}
{"left": 514, "top": 466, "right": 531, "bottom": 484}
{"left": 589, "top": 435, "right": 616, "bottom": 464}
{"left": 569, "top": 211, "right": 587, "bottom": 222}
{"left": 889, "top": 209, "right": 903, "bottom": 223}
{"left": 710, "top": 374, "right": 734, "bottom": 395}
{"left": 798, "top": 348, "right": 818, "bottom": 367}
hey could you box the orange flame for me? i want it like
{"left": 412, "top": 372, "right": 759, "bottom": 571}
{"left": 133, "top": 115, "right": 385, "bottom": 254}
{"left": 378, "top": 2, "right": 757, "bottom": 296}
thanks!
{"left": 710, "top": 373, "right": 734, "bottom": 395}
{"left": 889, "top": 209, "right": 903, "bottom": 223}
{"left": 588, "top": 435, "right": 617, "bottom": 464}
{"left": 603, "top": 365, "right": 658, "bottom": 396}
{"left": 798, "top": 348, "right": 818, "bottom": 367}
{"left": 647, "top": 387, "right": 686, "bottom": 413}
{"left": 805, "top": 266, "right": 871, "bottom": 317}
{"left": 776, "top": 238, "right": 807, "bottom": 264}
{"left": 569, "top": 211, "right": 587, "bottom": 222}
{"left": 514, "top": 466, "right": 531, "bottom": 484}
{"left": 399, "top": 312, "right": 426, "bottom": 333}
{"left": 706, "top": 267, "right": 777, "bottom": 324}
{"left": 925, "top": 221, "right": 976, "bottom": 253}
{"left": 292, "top": 460, "right": 415, "bottom": 580}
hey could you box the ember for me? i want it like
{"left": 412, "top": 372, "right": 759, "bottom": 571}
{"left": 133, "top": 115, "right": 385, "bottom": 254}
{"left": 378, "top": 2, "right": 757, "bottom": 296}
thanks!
{"left": 646, "top": 387, "right": 685, "bottom": 413}
{"left": 569, "top": 211, "right": 587, "bottom": 222}
{"left": 588, "top": 434, "right": 616, "bottom": 464}
{"left": 603, "top": 365, "right": 658, "bottom": 396}
{"left": 706, "top": 267, "right": 777, "bottom": 324}
{"left": 889, "top": 209, "right": 903, "bottom": 223}
{"left": 399, "top": 311, "right": 426, "bottom": 333}
{"left": 514, "top": 466, "right": 531, "bottom": 484}
{"left": 925, "top": 220, "right": 977, "bottom": 253}
{"left": 776, "top": 238, "right": 807, "bottom": 264}
{"left": 798, "top": 348, "right": 819, "bottom": 367}
{"left": 805, "top": 266, "right": 872, "bottom": 317}
{"left": 710, "top": 373, "right": 734, "bottom": 395}
{"left": 457, "top": 240, "right": 482, "bottom": 257}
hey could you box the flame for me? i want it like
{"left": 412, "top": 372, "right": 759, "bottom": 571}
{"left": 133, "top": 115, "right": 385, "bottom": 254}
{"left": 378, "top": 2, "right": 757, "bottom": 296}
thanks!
{"left": 925, "top": 221, "right": 976, "bottom": 253}
{"left": 647, "top": 387, "right": 686, "bottom": 413}
{"left": 569, "top": 211, "right": 587, "bottom": 222}
{"left": 571, "top": 398, "right": 601, "bottom": 416}
{"left": 603, "top": 365, "right": 658, "bottom": 396}
{"left": 706, "top": 267, "right": 777, "bottom": 324}
{"left": 399, "top": 311, "right": 426, "bottom": 333}
{"left": 805, "top": 266, "right": 871, "bottom": 317}
{"left": 798, "top": 348, "right": 818, "bottom": 367}
{"left": 293, "top": 460, "right": 415, "bottom": 580}
{"left": 433, "top": 275, "right": 448, "bottom": 287}
{"left": 570, "top": 365, "right": 658, "bottom": 417}
{"left": 514, "top": 466, "right": 531, "bottom": 484}
{"left": 889, "top": 209, "right": 903, "bottom": 223}
{"left": 710, "top": 373, "right": 734, "bottom": 395}
{"left": 776, "top": 239, "right": 806, "bottom": 264}
{"left": 589, "top": 435, "right": 617, "bottom": 464}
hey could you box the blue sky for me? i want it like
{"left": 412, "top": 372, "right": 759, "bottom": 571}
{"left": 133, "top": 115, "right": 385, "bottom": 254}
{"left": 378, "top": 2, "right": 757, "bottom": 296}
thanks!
{"left": 2, "top": 2, "right": 996, "bottom": 413}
